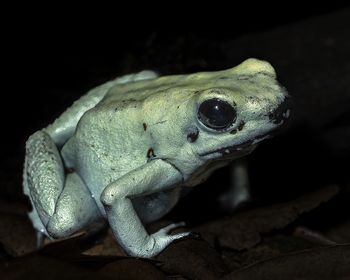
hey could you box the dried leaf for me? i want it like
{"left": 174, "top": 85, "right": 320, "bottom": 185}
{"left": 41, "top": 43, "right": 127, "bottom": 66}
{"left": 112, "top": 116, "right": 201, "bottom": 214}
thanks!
{"left": 40, "top": 234, "right": 91, "bottom": 259}
{"left": 82, "top": 229, "right": 125, "bottom": 257}
{"left": 195, "top": 185, "right": 339, "bottom": 250}
{"left": 0, "top": 254, "right": 100, "bottom": 280}
{"left": 224, "top": 244, "right": 350, "bottom": 280}
{"left": 0, "top": 213, "right": 37, "bottom": 256}
{"left": 156, "top": 238, "right": 229, "bottom": 280}
{"left": 96, "top": 258, "right": 165, "bottom": 279}
{"left": 223, "top": 235, "right": 315, "bottom": 271}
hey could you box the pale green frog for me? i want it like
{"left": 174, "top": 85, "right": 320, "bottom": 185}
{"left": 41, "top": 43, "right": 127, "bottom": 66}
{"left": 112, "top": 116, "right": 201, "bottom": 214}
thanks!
{"left": 23, "top": 58, "right": 291, "bottom": 257}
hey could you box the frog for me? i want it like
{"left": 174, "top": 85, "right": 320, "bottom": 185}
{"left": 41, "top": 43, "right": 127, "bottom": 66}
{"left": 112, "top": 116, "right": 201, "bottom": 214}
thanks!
{"left": 23, "top": 58, "right": 291, "bottom": 258}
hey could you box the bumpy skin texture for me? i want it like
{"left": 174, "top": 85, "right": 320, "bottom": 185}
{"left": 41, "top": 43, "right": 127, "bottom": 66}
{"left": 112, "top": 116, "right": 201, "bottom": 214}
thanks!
{"left": 23, "top": 59, "right": 290, "bottom": 258}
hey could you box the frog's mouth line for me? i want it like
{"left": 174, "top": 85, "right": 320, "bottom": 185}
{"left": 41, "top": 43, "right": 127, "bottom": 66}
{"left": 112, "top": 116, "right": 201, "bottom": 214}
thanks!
{"left": 199, "top": 118, "right": 289, "bottom": 158}
{"left": 198, "top": 137, "right": 265, "bottom": 157}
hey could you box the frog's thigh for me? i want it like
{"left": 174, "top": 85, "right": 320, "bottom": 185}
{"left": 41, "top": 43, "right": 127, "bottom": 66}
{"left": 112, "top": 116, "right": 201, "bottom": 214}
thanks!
{"left": 24, "top": 130, "right": 65, "bottom": 231}
{"left": 46, "top": 172, "right": 102, "bottom": 238}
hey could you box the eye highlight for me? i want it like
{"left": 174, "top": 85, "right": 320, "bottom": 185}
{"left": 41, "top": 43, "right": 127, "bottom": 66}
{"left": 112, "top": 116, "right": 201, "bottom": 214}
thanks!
{"left": 198, "top": 98, "right": 237, "bottom": 130}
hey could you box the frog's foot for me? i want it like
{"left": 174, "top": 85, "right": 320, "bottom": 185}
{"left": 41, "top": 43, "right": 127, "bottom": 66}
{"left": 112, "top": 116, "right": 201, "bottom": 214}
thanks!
{"left": 147, "top": 222, "right": 190, "bottom": 257}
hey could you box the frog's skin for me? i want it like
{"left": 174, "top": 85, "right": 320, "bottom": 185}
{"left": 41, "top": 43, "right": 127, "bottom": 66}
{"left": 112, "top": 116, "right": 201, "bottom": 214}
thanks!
{"left": 23, "top": 58, "right": 291, "bottom": 258}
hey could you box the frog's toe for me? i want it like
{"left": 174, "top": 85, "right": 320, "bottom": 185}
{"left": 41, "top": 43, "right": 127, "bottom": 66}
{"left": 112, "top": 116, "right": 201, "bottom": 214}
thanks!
{"left": 159, "top": 221, "right": 186, "bottom": 233}
{"left": 170, "top": 231, "right": 192, "bottom": 240}
{"left": 150, "top": 230, "right": 191, "bottom": 255}
{"left": 149, "top": 222, "right": 190, "bottom": 253}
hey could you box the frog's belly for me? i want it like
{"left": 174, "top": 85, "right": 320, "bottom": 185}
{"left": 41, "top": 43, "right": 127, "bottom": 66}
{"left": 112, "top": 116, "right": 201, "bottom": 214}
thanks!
{"left": 87, "top": 183, "right": 181, "bottom": 221}
{"left": 132, "top": 188, "right": 181, "bottom": 223}
{"left": 185, "top": 160, "right": 230, "bottom": 187}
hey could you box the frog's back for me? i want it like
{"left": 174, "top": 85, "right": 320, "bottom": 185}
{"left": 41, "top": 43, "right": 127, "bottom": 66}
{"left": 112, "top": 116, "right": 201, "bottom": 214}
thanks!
{"left": 43, "top": 70, "right": 158, "bottom": 147}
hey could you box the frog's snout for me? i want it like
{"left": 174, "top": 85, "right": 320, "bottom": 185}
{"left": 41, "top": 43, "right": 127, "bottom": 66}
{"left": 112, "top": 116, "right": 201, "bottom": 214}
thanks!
{"left": 268, "top": 96, "right": 293, "bottom": 125}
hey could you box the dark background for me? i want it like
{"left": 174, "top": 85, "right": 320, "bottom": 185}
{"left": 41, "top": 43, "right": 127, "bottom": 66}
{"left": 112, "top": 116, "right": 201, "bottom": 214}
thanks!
{"left": 2, "top": 4, "right": 350, "bottom": 225}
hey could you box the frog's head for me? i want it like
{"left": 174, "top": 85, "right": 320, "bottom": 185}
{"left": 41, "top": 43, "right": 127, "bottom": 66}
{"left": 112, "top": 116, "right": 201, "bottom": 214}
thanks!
{"left": 148, "top": 58, "right": 291, "bottom": 181}
{"left": 192, "top": 59, "right": 292, "bottom": 160}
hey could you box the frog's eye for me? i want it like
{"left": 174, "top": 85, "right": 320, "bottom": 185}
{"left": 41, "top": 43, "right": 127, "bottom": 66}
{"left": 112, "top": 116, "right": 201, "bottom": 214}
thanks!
{"left": 198, "top": 98, "right": 236, "bottom": 130}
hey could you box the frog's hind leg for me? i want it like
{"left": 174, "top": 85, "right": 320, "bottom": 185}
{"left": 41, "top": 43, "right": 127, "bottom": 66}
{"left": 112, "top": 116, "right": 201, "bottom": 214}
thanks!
{"left": 46, "top": 172, "right": 103, "bottom": 238}
{"left": 24, "top": 130, "right": 102, "bottom": 240}
{"left": 23, "top": 130, "right": 66, "bottom": 236}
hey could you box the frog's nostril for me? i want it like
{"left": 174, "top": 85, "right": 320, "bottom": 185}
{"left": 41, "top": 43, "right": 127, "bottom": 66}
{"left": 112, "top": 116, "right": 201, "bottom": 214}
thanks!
{"left": 269, "top": 96, "right": 293, "bottom": 124}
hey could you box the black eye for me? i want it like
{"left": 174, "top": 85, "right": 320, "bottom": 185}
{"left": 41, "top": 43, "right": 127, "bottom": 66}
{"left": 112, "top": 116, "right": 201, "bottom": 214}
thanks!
{"left": 198, "top": 98, "right": 237, "bottom": 130}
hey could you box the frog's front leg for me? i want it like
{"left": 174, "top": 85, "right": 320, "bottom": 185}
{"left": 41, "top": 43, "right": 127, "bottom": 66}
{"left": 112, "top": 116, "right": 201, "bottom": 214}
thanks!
{"left": 219, "top": 158, "right": 251, "bottom": 211}
{"left": 101, "top": 159, "right": 190, "bottom": 258}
